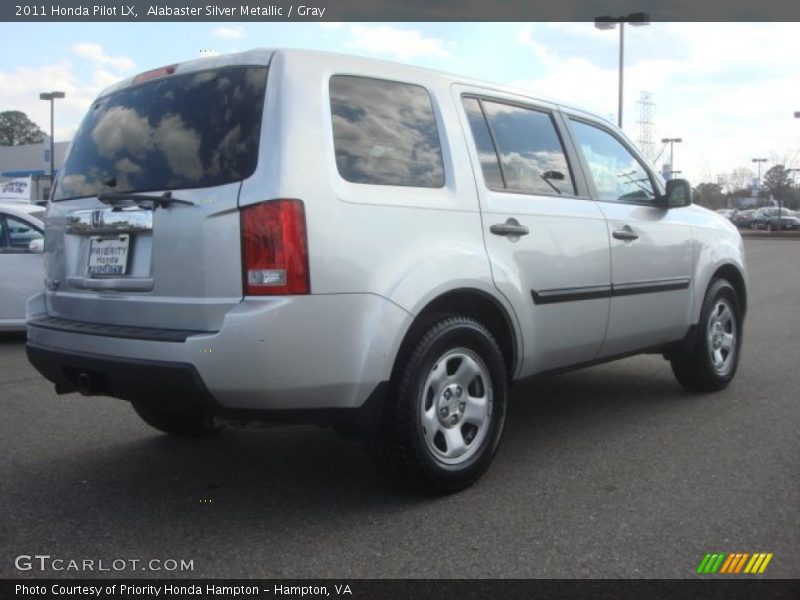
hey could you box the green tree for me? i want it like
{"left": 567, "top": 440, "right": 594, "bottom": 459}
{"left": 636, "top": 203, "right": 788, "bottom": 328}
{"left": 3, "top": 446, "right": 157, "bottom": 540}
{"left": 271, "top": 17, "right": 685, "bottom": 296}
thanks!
{"left": 0, "top": 110, "right": 46, "bottom": 146}
{"left": 761, "top": 165, "right": 794, "bottom": 209}
{"left": 693, "top": 182, "right": 727, "bottom": 209}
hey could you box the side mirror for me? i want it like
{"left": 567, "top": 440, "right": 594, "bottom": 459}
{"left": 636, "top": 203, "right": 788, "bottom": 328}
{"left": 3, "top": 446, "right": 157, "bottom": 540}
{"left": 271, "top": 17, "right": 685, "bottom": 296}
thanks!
{"left": 28, "top": 239, "right": 44, "bottom": 254}
{"left": 657, "top": 178, "right": 692, "bottom": 209}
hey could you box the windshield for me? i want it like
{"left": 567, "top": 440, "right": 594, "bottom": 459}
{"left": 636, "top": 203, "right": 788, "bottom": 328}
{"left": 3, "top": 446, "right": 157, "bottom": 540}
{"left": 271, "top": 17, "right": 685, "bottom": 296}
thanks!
{"left": 53, "top": 66, "right": 268, "bottom": 201}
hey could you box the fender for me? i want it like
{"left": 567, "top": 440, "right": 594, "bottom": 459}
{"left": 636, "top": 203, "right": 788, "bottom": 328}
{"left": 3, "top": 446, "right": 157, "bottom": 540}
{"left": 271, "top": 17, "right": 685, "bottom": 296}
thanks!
{"left": 380, "top": 247, "right": 524, "bottom": 380}
{"left": 690, "top": 219, "right": 748, "bottom": 323}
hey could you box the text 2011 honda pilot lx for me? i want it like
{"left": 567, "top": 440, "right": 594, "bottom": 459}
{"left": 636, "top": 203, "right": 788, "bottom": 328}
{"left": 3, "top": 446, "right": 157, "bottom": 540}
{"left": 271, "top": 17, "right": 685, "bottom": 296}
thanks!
{"left": 26, "top": 49, "right": 747, "bottom": 492}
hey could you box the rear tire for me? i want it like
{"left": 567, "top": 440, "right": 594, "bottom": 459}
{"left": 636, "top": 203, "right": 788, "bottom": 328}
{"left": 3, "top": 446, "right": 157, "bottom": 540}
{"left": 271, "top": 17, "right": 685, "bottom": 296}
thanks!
{"left": 670, "top": 279, "right": 742, "bottom": 392}
{"left": 368, "top": 316, "right": 508, "bottom": 494}
{"left": 132, "top": 401, "right": 223, "bottom": 437}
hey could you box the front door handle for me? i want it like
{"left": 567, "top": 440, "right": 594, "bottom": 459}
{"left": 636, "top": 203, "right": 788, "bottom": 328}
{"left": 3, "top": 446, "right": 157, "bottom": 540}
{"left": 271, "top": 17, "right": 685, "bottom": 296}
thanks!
{"left": 490, "top": 218, "right": 529, "bottom": 237}
{"left": 613, "top": 225, "right": 639, "bottom": 241}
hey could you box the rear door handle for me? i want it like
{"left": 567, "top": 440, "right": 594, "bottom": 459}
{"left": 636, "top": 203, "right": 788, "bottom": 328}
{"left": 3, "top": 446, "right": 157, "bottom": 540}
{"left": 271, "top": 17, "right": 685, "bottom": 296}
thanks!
{"left": 613, "top": 226, "right": 639, "bottom": 241}
{"left": 490, "top": 219, "right": 529, "bottom": 237}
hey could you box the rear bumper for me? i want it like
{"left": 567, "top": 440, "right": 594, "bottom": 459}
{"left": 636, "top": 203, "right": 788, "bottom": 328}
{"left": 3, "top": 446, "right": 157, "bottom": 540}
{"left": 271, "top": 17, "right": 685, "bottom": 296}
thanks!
{"left": 26, "top": 342, "right": 216, "bottom": 412}
{"left": 25, "top": 342, "right": 387, "bottom": 431}
{"left": 26, "top": 292, "right": 411, "bottom": 415}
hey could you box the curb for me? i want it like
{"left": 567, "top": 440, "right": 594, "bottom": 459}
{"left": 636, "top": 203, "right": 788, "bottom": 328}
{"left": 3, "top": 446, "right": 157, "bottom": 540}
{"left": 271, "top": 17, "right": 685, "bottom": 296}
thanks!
{"left": 740, "top": 231, "right": 800, "bottom": 240}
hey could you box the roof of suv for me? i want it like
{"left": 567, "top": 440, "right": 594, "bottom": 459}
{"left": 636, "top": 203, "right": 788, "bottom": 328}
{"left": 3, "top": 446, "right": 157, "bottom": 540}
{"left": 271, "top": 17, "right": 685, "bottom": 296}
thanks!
{"left": 0, "top": 202, "right": 46, "bottom": 223}
{"left": 99, "top": 47, "right": 613, "bottom": 130}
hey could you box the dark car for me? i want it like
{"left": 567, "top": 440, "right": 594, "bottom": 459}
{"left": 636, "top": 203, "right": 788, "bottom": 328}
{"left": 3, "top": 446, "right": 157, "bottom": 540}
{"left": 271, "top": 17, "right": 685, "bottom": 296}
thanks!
{"left": 731, "top": 209, "right": 763, "bottom": 229}
{"left": 755, "top": 207, "right": 800, "bottom": 231}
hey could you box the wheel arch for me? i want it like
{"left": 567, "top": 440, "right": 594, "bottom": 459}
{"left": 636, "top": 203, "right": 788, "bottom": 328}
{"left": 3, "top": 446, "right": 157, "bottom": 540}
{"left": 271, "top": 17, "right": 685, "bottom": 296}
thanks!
{"left": 389, "top": 287, "right": 521, "bottom": 386}
{"left": 710, "top": 263, "right": 748, "bottom": 318}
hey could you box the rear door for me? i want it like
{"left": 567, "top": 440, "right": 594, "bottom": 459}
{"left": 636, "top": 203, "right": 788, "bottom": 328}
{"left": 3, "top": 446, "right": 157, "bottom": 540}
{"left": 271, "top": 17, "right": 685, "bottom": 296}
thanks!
{"left": 455, "top": 87, "right": 611, "bottom": 375}
{"left": 44, "top": 63, "right": 270, "bottom": 332}
{"left": 564, "top": 116, "right": 693, "bottom": 357}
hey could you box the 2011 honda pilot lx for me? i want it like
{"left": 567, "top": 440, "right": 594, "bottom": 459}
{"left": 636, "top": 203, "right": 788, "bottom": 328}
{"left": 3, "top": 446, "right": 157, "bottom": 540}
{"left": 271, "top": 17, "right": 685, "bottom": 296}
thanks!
{"left": 26, "top": 49, "right": 747, "bottom": 492}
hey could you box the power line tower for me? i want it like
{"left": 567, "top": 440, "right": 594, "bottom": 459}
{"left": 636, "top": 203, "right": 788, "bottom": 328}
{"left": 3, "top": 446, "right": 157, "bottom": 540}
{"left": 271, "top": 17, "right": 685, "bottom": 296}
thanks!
{"left": 636, "top": 91, "right": 656, "bottom": 162}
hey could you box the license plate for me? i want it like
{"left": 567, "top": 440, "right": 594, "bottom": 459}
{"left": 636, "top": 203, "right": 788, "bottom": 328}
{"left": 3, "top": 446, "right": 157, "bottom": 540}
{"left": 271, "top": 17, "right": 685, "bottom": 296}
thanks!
{"left": 88, "top": 234, "right": 130, "bottom": 276}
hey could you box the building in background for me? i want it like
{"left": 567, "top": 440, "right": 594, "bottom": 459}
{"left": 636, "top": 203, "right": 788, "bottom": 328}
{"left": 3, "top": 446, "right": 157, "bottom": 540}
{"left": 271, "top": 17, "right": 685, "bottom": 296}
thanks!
{"left": 0, "top": 139, "right": 69, "bottom": 202}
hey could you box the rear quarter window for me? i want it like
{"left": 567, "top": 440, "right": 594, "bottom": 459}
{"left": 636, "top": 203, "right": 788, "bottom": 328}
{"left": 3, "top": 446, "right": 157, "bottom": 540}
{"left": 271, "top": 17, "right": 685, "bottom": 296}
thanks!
{"left": 329, "top": 75, "right": 445, "bottom": 188}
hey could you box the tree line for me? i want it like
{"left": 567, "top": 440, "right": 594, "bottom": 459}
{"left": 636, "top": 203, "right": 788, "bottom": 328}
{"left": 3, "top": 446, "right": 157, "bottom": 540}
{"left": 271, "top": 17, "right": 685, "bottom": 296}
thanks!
{"left": 0, "top": 110, "right": 46, "bottom": 146}
{"left": 694, "top": 165, "right": 799, "bottom": 211}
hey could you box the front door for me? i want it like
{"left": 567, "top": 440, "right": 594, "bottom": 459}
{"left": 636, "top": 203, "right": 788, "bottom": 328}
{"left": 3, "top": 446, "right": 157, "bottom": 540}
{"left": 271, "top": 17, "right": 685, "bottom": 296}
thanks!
{"left": 565, "top": 118, "right": 693, "bottom": 358}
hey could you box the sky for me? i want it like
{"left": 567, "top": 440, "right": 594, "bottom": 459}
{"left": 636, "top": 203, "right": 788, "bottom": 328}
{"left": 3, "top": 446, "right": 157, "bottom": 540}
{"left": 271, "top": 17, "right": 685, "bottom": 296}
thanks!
{"left": 1, "top": 21, "right": 799, "bottom": 187}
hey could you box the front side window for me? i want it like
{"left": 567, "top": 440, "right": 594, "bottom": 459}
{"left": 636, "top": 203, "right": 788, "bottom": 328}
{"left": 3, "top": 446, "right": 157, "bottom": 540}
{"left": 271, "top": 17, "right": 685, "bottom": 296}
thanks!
{"left": 330, "top": 76, "right": 444, "bottom": 187}
{"left": 480, "top": 100, "right": 575, "bottom": 196}
{"left": 569, "top": 119, "right": 655, "bottom": 203}
{"left": 53, "top": 67, "right": 269, "bottom": 201}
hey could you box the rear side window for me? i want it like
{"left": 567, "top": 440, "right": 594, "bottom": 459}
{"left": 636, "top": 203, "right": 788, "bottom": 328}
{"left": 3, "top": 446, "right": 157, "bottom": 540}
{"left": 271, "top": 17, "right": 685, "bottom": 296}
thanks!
{"left": 53, "top": 67, "right": 269, "bottom": 201}
{"left": 462, "top": 98, "right": 504, "bottom": 189}
{"left": 330, "top": 75, "right": 444, "bottom": 188}
{"left": 479, "top": 100, "right": 575, "bottom": 196}
{"left": 569, "top": 119, "right": 655, "bottom": 203}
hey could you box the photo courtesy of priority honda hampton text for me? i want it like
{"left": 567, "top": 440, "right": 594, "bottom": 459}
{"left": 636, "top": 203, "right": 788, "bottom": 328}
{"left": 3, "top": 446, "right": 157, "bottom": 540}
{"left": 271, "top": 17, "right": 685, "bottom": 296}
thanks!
{"left": 26, "top": 48, "right": 747, "bottom": 492}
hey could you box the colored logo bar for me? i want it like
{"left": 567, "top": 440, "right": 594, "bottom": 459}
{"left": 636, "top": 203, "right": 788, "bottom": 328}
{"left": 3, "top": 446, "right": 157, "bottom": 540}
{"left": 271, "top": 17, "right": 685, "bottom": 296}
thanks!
{"left": 697, "top": 553, "right": 773, "bottom": 574}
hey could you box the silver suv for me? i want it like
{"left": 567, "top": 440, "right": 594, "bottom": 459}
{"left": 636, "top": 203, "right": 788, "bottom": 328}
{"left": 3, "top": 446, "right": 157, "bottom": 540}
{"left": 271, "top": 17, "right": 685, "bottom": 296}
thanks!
{"left": 26, "top": 49, "right": 747, "bottom": 492}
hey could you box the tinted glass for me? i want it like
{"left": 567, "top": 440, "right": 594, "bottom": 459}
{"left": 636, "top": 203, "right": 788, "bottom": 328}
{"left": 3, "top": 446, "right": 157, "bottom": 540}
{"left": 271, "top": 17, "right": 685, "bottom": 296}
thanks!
{"left": 54, "top": 67, "right": 269, "bottom": 201}
{"left": 462, "top": 97, "right": 504, "bottom": 189}
{"left": 330, "top": 76, "right": 444, "bottom": 187}
{"left": 569, "top": 120, "right": 655, "bottom": 203}
{"left": 481, "top": 101, "right": 574, "bottom": 195}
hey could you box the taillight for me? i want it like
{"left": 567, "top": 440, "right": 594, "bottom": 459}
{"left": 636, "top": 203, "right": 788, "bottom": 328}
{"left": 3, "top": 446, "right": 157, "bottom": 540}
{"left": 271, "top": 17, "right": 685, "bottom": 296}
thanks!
{"left": 241, "top": 199, "right": 310, "bottom": 296}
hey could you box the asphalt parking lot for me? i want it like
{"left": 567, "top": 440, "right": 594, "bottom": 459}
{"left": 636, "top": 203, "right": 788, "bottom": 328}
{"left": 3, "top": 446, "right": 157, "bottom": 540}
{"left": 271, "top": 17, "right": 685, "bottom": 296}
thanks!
{"left": 1, "top": 239, "right": 798, "bottom": 579}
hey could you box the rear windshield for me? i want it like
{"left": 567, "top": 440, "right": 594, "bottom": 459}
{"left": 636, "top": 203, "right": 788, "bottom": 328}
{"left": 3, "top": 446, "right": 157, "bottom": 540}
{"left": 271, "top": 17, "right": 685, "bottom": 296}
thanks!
{"left": 53, "top": 66, "right": 268, "bottom": 201}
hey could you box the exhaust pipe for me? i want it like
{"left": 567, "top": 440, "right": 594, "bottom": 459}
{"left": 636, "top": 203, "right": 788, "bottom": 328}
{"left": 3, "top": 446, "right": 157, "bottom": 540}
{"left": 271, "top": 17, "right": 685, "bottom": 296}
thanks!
{"left": 76, "top": 372, "right": 94, "bottom": 396}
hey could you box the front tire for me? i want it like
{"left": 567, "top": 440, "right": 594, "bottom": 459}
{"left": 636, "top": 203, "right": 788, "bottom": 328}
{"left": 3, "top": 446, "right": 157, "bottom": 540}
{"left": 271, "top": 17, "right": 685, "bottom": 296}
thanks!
{"left": 132, "top": 401, "right": 223, "bottom": 437}
{"left": 671, "top": 279, "right": 742, "bottom": 392}
{"left": 369, "top": 316, "right": 508, "bottom": 493}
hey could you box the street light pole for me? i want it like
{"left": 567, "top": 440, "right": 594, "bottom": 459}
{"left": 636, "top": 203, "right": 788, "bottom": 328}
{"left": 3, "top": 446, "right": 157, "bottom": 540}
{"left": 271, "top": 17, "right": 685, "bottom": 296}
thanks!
{"left": 661, "top": 137, "right": 682, "bottom": 179}
{"left": 751, "top": 158, "right": 767, "bottom": 195}
{"left": 618, "top": 23, "right": 624, "bottom": 129}
{"left": 39, "top": 90, "right": 65, "bottom": 183}
{"left": 594, "top": 13, "right": 650, "bottom": 129}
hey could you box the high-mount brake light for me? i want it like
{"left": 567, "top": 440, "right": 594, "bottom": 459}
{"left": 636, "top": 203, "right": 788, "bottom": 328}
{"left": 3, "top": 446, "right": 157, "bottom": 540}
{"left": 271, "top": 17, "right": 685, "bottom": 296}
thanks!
{"left": 132, "top": 64, "right": 177, "bottom": 84}
{"left": 241, "top": 199, "right": 310, "bottom": 296}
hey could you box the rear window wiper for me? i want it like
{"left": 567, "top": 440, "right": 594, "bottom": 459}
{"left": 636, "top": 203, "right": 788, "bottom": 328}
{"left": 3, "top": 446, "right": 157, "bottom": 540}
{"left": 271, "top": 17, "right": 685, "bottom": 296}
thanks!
{"left": 97, "top": 191, "right": 194, "bottom": 209}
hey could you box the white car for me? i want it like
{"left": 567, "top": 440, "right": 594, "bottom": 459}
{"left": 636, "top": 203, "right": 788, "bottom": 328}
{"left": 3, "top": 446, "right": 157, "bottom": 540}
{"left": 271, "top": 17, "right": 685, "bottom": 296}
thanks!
{"left": 0, "top": 202, "right": 45, "bottom": 331}
{"left": 26, "top": 49, "right": 747, "bottom": 492}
